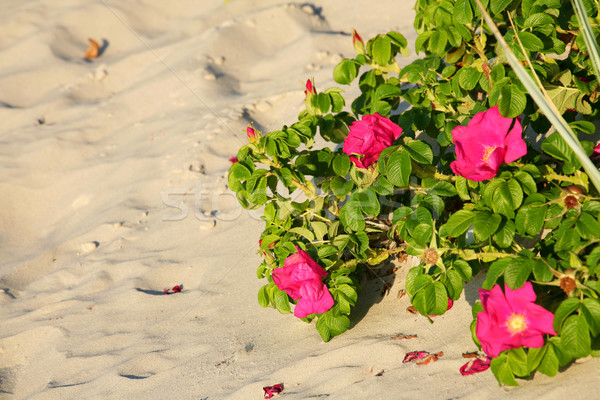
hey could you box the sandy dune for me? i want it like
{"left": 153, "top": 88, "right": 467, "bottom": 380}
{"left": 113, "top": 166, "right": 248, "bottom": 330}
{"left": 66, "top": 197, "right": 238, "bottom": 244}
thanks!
{"left": 0, "top": 1, "right": 598, "bottom": 399}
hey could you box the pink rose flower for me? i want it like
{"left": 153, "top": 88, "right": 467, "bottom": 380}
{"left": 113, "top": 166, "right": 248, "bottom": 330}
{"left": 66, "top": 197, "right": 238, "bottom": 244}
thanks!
{"left": 594, "top": 143, "right": 600, "bottom": 155}
{"left": 476, "top": 282, "right": 556, "bottom": 358}
{"left": 343, "top": 113, "right": 403, "bottom": 169}
{"left": 272, "top": 247, "right": 334, "bottom": 318}
{"left": 450, "top": 106, "right": 526, "bottom": 181}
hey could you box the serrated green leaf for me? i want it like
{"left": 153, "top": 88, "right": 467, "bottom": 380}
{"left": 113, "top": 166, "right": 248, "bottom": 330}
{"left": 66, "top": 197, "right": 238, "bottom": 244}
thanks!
{"left": 339, "top": 201, "right": 365, "bottom": 232}
{"left": 504, "top": 258, "right": 533, "bottom": 289}
{"left": 493, "top": 218, "right": 516, "bottom": 248}
{"left": 473, "top": 211, "right": 502, "bottom": 241}
{"left": 561, "top": 315, "right": 591, "bottom": 359}
{"left": 491, "top": 0, "right": 512, "bottom": 14}
{"left": 454, "top": 0, "right": 474, "bottom": 24}
{"left": 453, "top": 259, "right": 473, "bottom": 282}
{"left": 372, "top": 36, "right": 392, "bottom": 65}
{"left": 507, "top": 348, "right": 529, "bottom": 377}
{"left": 258, "top": 285, "right": 270, "bottom": 307}
{"left": 443, "top": 209, "right": 475, "bottom": 237}
{"left": 404, "top": 139, "right": 433, "bottom": 164}
{"left": 386, "top": 150, "right": 412, "bottom": 187}
{"left": 490, "top": 353, "right": 518, "bottom": 386}
{"left": 289, "top": 227, "right": 315, "bottom": 241}
{"left": 581, "top": 298, "right": 600, "bottom": 336}
{"left": 537, "top": 344, "right": 558, "bottom": 377}
{"left": 553, "top": 298, "right": 580, "bottom": 333}
{"left": 274, "top": 290, "right": 291, "bottom": 314}
{"left": 333, "top": 59, "right": 358, "bottom": 85}
{"left": 499, "top": 84, "right": 527, "bottom": 119}
{"left": 412, "top": 223, "right": 433, "bottom": 246}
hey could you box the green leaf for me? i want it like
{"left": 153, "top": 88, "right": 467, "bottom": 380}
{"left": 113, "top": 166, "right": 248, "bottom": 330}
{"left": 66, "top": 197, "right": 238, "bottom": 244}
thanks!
{"left": 228, "top": 162, "right": 252, "bottom": 191}
{"left": 532, "top": 259, "right": 553, "bottom": 282}
{"left": 404, "top": 139, "right": 433, "bottom": 164}
{"left": 454, "top": 0, "right": 473, "bottom": 24}
{"left": 333, "top": 59, "right": 358, "bottom": 85}
{"left": 354, "top": 188, "right": 380, "bottom": 217}
{"left": 515, "top": 204, "right": 547, "bottom": 237}
{"left": 541, "top": 132, "right": 579, "bottom": 166}
{"left": 507, "top": 348, "right": 529, "bottom": 377}
{"left": 569, "top": 120, "right": 596, "bottom": 135}
{"left": 513, "top": 171, "right": 537, "bottom": 195}
{"left": 553, "top": 298, "right": 580, "bottom": 333}
{"left": 490, "top": 353, "right": 518, "bottom": 386}
{"left": 289, "top": 227, "right": 315, "bottom": 241}
{"left": 517, "top": 31, "right": 544, "bottom": 52}
{"left": 318, "top": 245, "right": 339, "bottom": 258}
{"left": 493, "top": 218, "right": 516, "bottom": 248}
{"left": 499, "top": 84, "right": 527, "bottom": 119}
{"left": 473, "top": 211, "right": 502, "bottom": 241}
{"left": 504, "top": 258, "right": 533, "bottom": 289}
{"left": 412, "top": 223, "right": 433, "bottom": 246}
{"left": 311, "top": 221, "right": 328, "bottom": 241}
{"left": 316, "top": 314, "right": 332, "bottom": 342}
{"left": 385, "top": 150, "right": 412, "bottom": 187}
{"left": 527, "top": 345, "right": 546, "bottom": 373}
{"left": 445, "top": 269, "right": 464, "bottom": 300}
{"left": 315, "top": 93, "right": 331, "bottom": 113}
{"left": 332, "top": 153, "right": 351, "bottom": 177}
{"left": 577, "top": 212, "right": 600, "bottom": 239}
{"left": 339, "top": 201, "right": 365, "bottom": 232}
{"left": 492, "top": 181, "right": 517, "bottom": 218}
{"left": 483, "top": 258, "right": 511, "bottom": 289}
{"left": 258, "top": 285, "right": 270, "bottom": 307}
{"left": 372, "top": 35, "right": 392, "bottom": 65}
{"left": 537, "top": 344, "right": 559, "bottom": 377}
{"left": 581, "top": 298, "right": 600, "bottom": 336}
{"left": 491, "top": 0, "right": 512, "bottom": 14}
{"left": 561, "top": 314, "right": 591, "bottom": 359}
{"left": 428, "top": 29, "right": 448, "bottom": 56}
{"left": 443, "top": 209, "right": 475, "bottom": 237}
{"left": 455, "top": 176, "right": 471, "bottom": 201}
{"left": 422, "top": 179, "right": 457, "bottom": 197}
{"left": 374, "top": 83, "right": 403, "bottom": 101}
{"left": 458, "top": 67, "right": 482, "bottom": 90}
{"left": 453, "top": 259, "right": 473, "bottom": 282}
{"left": 274, "top": 290, "right": 291, "bottom": 314}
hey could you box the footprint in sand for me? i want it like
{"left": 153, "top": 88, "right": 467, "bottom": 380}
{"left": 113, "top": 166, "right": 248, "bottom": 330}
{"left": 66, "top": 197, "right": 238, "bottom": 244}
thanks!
{"left": 79, "top": 241, "right": 99, "bottom": 254}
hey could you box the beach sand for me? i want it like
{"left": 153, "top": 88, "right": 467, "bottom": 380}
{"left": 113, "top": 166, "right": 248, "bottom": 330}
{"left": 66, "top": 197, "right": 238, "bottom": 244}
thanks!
{"left": 0, "top": 1, "right": 598, "bottom": 398}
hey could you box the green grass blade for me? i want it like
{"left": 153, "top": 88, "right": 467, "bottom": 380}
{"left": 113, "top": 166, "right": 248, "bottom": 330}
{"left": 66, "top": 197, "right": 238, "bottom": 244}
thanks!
{"left": 571, "top": 0, "right": 600, "bottom": 80}
{"left": 472, "top": 0, "right": 600, "bottom": 194}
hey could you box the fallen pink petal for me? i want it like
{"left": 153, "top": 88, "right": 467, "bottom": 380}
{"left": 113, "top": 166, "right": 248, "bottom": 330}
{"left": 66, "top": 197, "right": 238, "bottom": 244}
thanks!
{"left": 403, "top": 351, "right": 430, "bottom": 363}
{"left": 163, "top": 285, "right": 183, "bottom": 294}
{"left": 460, "top": 357, "right": 491, "bottom": 376}
{"left": 263, "top": 383, "right": 284, "bottom": 399}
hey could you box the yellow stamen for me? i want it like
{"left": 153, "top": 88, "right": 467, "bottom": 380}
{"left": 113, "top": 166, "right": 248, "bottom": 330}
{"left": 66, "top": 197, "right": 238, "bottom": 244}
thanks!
{"left": 505, "top": 313, "right": 527, "bottom": 335}
{"left": 481, "top": 146, "right": 497, "bottom": 162}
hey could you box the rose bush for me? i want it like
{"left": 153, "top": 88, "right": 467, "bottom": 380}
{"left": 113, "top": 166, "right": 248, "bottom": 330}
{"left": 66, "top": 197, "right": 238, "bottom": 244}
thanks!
{"left": 229, "top": 0, "right": 600, "bottom": 386}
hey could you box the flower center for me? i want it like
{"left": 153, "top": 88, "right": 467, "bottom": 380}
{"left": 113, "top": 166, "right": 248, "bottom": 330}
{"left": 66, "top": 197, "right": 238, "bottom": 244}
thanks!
{"left": 481, "top": 146, "right": 497, "bottom": 162}
{"left": 505, "top": 313, "right": 528, "bottom": 335}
